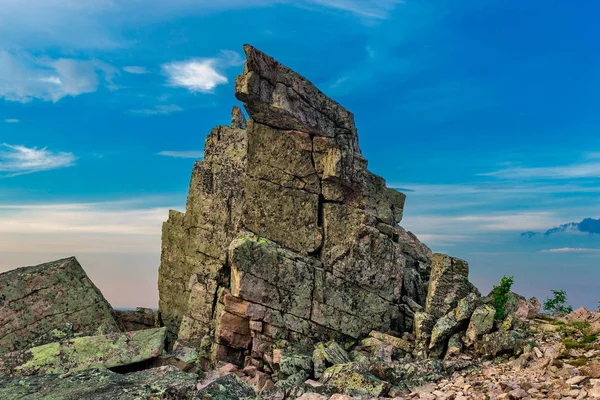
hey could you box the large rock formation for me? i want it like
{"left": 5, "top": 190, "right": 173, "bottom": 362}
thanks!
{"left": 0, "top": 257, "right": 121, "bottom": 354}
{"left": 158, "top": 45, "right": 471, "bottom": 367}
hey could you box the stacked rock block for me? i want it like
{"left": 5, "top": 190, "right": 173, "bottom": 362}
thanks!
{"left": 158, "top": 45, "right": 437, "bottom": 366}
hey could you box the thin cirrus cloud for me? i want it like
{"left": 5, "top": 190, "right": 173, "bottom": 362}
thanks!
{"left": 123, "top": 66, "right": 148, "bottom": 74}
{"left": 540, "top": 248, "right": 600, "bottom": 254}
{"left": 3, "top": 119, "right": 19, "bottom": 123}
{"left": 480, "top": 160, "right": 600, "bottom": 180}
{"left": 0, "top": 51, "right": 116, "bottom": 103}
{"left": 157, "top": 150, "right": 204, "bottom": 159}
{"left": 0, "top": 144, "right": 76, "bottom": 177}
{"left": 162, "top": 50, "right": 243, "bottom": 93}
{"left": 129, "top": 104, "right": 183, "bottom": 116}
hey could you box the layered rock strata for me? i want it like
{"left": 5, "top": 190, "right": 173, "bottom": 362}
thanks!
{"left": 158, "top": 45, "right": 468, "bottom": 366}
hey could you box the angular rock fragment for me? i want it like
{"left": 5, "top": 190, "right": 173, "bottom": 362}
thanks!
{"left": 0, "top": 327, "right": 166, "bottom": 376}
{"left": 321, "top": 362, "right": 391, "bottom": 397}
{"left": 114, "top": 307, "right": 157, "bottom": 331}
{"left": 426, "top": 254, "right": 480, "bottom": 319}
{"left": 0, "top": 366, "right": 198, "bottom": 400}
{"left": 0, "top": 257, "right": 121, "bottom": 354}
{"left": 465, "top": 305, "right": 496, "bottom": 345}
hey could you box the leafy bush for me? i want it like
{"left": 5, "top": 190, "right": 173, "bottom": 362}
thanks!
{"left": 543, "top": 290, "right": 573, "bottom": 314}
{"left": 492, "top": 275, "right": 514, "bottom": 320}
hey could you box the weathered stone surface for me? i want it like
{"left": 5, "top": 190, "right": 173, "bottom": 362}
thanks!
{"left": 0, "top": 327, "right": 166, "bottom": 376}
{"left": 414, "top": 312, "right": 436, "bottom": 341}
{"left": 321, "top": 362, "right": 391, "bottom": 397}
{"left": 425, "top": 254, "right": 479, "bottom": 319}
{"left": 234, "top": 44, "right": 358, "bottom": 139}
{"left": 157, "top": 45, "right": 460, "bottom": 366}
{"left": 197, "top": 373, "right": 255, "bottom": 399}
{"left": 466, "top": 305, "right": 496, "bottom": 345}
{"left": 0, "top": 366, "right": 198, "bottom": 400}
{"left": 159, "top": 111, "right": 248, "bottom": 346}
{"left": 114, "top": 307, "right": 156, "bottom": 331}
{"left": 0, "top": 257, "right": 121, "bottom": 354}
{"left": 475, "top": 330, "right": 525, "bottom": 358}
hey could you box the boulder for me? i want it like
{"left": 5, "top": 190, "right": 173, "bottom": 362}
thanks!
{"left": 425, "top": 254, "right": 479, "bottom": 319}
{"left": 475, "top": 330, "right": 525, "bottom": 358}
{"left": 465, "top": 305, "right": 496, "bottom": 345}
{"left": 321, "top": 362, "right": 391, "bottom": 397}
{"left": 0, "top": 366, "right": 198, "bottom": 400}
{"left": 0, "top": 327, "right": 166, "bottom": 376}
{"left": 0, "top": 257, "right": 121, "bottom": 354}
{"left": 113, "top": 307, "right": 157, "bottom": 331}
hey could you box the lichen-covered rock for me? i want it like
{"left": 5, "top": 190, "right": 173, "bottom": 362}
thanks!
{"left": 321, "top": 362, "right": 391, "bottom": 397}
{"left": 465, "top": 305, "right": 496, "bottom": 345}
{"left": 425, "top": 254, "right": 480, "bottom": 319}
{"left": 197, "top": 373, "right": 255, "bottom": 400}
{"left": 414, "top": 312, "right": 436, "bottom": 341}
{"left": 114, "top": 307, "right": 157, "bottom": 331}
{"left": 0, "top": 327, "right": 166, "bottom": 376}
{"left": 0, "top": 257, "right": 121, "bottom": 354}
{"left": 475, "top": 330, "right": 526, "bottom": 358}
{"left": 0, "top": 366, "right": 198, "bottom": 400}
{"left": 157, "top": 44, "right": 456, "bottom": 365}
{"left": 429, "top": 294, "right": 479, "bottom": 350}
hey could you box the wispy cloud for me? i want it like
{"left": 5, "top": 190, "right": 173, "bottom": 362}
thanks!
{"left": 129, "top": 104, "right": 183, "bottom": 116}
{"left": 540, "top": 248, "right": 600, "bottom": 254}
{"left": 480, "top": 161, "right": 600, "bottom": 180}
{"left": 162, "top": 50, "right": 243, "bottom": 93}
{"left": 3, "top": 119, "right": 19, "bottom": 123}
{"left": 0, "top": 200, "right": 180, "bottom": 253}
{"left": 157, "top": 150, "right": 204, "bottom": 159}
{"left": 123, "top": 66, "right": 148, "bottom": 74}
{"left": 305, "top": 0, "right": 403, "bottom": 19}
{"left": 0, "top": 144, "right": 76, "bottom": 176}
{"left": 0, "top": 51, "right": 116, "bottom": 103}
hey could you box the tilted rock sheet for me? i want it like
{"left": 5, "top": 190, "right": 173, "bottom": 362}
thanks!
{"left": 158, "top": 45, "right": 461, "bottom": 366}
{"left": 0, "top": 257, "right": 121, "bottom": 354}
{"left": 0, "top": 327, "right": 167, "bottom": 376}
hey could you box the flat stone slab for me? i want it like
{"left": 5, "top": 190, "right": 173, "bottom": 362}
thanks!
{"left": 0, "top": 327, "right": 166, "bottom": 376}
{"left": 0, "top": 257, "right": 121, "bottom": 354}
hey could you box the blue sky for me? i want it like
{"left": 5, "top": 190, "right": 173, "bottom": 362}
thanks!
{"left": 1, "top": 0, "right": 600, "bottom": 309}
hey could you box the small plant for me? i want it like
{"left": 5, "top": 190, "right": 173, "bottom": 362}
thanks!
{"left": 491, "top": 275, "right": 514, "bottom": 320}
{"left": 543, "top": 290, "right": 573, "bottom": 315}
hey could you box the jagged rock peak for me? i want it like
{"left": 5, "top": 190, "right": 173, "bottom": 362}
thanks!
{"left": 158, "top": 45, "right": 452, "bottom": 368}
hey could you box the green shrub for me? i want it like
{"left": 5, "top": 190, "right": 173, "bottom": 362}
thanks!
{"left": 492, "top": 275, "right": 514, "bottom": 320}
{"left": 543, "top": 290, "right": 573, "bottom": 314}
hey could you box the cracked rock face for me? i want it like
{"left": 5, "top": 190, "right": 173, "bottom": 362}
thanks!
{"left": 158, "top": 45, "right": 438, "bottom": 366}
{"left": 0, "top": 257, "right": 121, "bottom": 354}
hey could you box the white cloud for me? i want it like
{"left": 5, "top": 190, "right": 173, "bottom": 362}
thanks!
{"left": 157, "top": 150, "right": 204, "bottom": 159}
{"left": 0, "top": 144, "right": 77, "bottom": 176}
{"left": 162, "top": 50, "right": 244, "bottom": 93}
{"left": 123, "top": 66, "right": 149, "bottom": 74}
{"left": 0, "top": 51, "right": 116, "bottom": 103}
{"left": 540, "top": 248, "right": 600, "bottom": 254}
{"left": 3, "top": 119, "right": 19, "bottom": 123}
{"left": 129, "top": 104, "right": 183, "bottom": 115}
{"left": 480, "top": 161, "right": 600, "bottom": 180}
